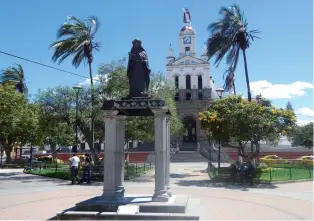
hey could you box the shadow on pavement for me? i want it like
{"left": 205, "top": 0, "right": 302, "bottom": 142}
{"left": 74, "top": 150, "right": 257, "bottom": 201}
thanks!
{"left": 174, "top": 179, "right": 278, "bottom": 191}
{"left": 0, "top": 172, "right": 21, "bottom": 177}
{"left": 170, "top": 173, "right": 199, "bottom": 179}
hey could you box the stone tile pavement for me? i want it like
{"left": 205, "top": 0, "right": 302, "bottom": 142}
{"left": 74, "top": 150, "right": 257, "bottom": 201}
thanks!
{"left": 0, "top": 165, "right": 313, "bottom": 220}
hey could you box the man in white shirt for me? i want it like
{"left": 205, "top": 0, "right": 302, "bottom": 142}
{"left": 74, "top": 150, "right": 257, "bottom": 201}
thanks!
{"left": 69, "top": 154, "right": 80, "bottom": 184}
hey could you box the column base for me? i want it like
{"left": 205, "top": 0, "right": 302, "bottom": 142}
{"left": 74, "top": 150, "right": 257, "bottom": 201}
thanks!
{"left": 152, "top": 191, "right": 170, "bottom": 202}
{"left": 116, "top": 186, "right": 125, "bottom": 197}
{"left": 166, "top": 185, "right": 172, "bottom": 197}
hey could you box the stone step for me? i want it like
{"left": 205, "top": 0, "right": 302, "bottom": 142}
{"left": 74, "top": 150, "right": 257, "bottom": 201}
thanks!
{"left": 171, "top": 152, "right": 208, "bottom": 163}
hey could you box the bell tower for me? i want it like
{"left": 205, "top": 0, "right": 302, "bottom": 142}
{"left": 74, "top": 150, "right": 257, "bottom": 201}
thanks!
{"left": 178, "top": 8, "right": 196, "bottom": 58}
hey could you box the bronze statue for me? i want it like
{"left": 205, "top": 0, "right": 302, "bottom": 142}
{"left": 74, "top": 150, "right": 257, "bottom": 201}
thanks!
{"left": 126, "top": 39, "right": 151, "bottom": 99}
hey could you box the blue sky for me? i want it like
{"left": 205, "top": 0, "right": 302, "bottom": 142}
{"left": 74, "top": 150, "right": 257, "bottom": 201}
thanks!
{"left": 0, "top": 0, "right": 313, "bottom": 125}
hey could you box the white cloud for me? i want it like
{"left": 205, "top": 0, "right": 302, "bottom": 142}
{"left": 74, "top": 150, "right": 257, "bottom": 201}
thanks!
{"left": 297, "top": 119, "right": 314, "bottom": 126}
{"left": 250, "top": 80, "right": 313, "bottom": 99}
{"left": 296, "top": 107, "right": 314, "bottom": 117}
{"left": 78, "top": 74, "right": 102, "bottom": 86}
{"left": 295, "top": 107, "right": 314, "bottom": 126}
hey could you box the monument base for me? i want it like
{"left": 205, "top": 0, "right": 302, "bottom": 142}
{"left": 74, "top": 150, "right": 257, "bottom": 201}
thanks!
{"left": 56, "top": 194, "right": 199, "bottom": 220}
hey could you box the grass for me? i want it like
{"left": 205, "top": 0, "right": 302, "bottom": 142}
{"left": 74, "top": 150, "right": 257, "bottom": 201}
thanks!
{"left": 26, "top": 163, "right": 153, "bottom": 181}
{"left": 208, "top": 165, "right": 313, "bottom": 183}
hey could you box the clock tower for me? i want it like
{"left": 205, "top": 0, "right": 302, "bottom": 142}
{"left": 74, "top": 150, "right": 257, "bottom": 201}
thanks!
{"left": 178, "top": 9, "right": 196, "bottom": 58}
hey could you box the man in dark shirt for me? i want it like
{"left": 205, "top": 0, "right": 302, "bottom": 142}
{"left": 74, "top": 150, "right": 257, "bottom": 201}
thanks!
{"left": 79, "top": 153, "right": 91, "bottom": 184}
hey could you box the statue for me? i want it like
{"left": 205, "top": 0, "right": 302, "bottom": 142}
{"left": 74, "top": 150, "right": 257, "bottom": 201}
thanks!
{"left": 126, "top": 39, "right": 151, "bottom": 99}
{"left": 182, "top": 8, "right": 191, "bottom": 24}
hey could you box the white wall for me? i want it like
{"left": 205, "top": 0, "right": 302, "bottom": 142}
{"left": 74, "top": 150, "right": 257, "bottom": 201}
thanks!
{"left": 167, "top": 64, "right": 210, "bottom": 89}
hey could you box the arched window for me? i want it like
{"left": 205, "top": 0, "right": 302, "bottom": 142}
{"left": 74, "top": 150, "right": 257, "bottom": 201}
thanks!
{"left": 174, "top": 76, "right": 179, "bottom": 89}
{"left": 186, "top": 75, "right": 191, "bottom": 89}
{"left": 186, "top": 92, "right": 191, "bottom": 100}
{"left": 198, "top": 75, "right": 202, "bottom": 89}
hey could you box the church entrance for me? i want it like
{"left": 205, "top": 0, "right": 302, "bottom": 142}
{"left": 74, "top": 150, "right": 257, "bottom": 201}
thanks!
{"left": 182, "top": 116, "right": 197, "bottom": 151}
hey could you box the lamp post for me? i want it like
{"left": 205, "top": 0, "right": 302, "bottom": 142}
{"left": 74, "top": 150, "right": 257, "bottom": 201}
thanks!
{"left": 73, "top": 85, "right": 82, "bottom": 153}
{"left": 215, "top": 87, "right": 224, "bottom": 175}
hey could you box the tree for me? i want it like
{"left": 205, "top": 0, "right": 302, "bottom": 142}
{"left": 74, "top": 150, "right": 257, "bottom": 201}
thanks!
{"left": 206, "top": 4, "right": 260, "bottom": 100}
{"left": 1, "top": 64, "right": 28, "bottom": 95}
{"left": 290, "top": 123, "right": 313, "bottom": 148}
{"left": 0, "top": 85, "right": 29, "bottom": 161}
{"left": 286, "top": 101, "right": 293, "bottom": 111}
{"left": 18, "top": 104, "right": 45, "bottom": 163}
{"left": 50, "top": 15, "right": 101, "bottom": 159}
{"left": 199, "top": 96, "right": 296, "bottom": 160}
{"left": 36, "top": 86, "right": 103, "bottom": 163}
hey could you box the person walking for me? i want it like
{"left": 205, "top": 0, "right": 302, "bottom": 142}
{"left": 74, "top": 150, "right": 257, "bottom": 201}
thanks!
{"left": 69, "top": 154, "right": 80, "bottom": 185}
{"left": 79, "top": 153, "right": 92, "bottom": 184}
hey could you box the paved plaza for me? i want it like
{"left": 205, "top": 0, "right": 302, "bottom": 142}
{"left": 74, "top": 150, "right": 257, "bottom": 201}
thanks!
{"left": 0, "top": 163, "right": 313, "bottom": 220}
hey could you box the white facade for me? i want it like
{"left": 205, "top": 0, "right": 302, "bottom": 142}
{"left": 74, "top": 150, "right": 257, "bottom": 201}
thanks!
{"left": 166, "top": 11, "right": 212, "bottom": 91}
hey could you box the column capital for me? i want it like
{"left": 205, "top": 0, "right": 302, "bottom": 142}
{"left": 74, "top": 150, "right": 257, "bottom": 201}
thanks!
{"left": 152, "top": 108, "right": 169, "bottom": 117}
{"left": 115, "top": 115, "right": 127, "bottom": 121}
{"left": 103, "top": 110, "right": 119, "bottom": 118}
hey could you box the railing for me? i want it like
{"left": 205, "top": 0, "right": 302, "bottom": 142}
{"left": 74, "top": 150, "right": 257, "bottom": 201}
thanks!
{"left": 208, "top": 164, "right": 313, "bottom": 183}
{"left": 24, "top": 161, "right": 154, "bottom": 181}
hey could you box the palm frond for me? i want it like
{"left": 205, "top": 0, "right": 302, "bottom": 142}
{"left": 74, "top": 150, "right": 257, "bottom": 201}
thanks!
{"left": 51, "top": 16, "right": 101, "bottom": 68}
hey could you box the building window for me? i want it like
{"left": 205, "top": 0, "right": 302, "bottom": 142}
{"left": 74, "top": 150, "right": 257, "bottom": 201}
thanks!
{"left": 198, "top": 75, "right": 202, "bottom": 89}
{"left": 185, "top": 47, "right": 190, "bottom": 56}
{"left": 186, "top": 92, "right": 191, "bottom": 100}
{"left": 185, "top": 60, "right": 190, "bottom": 65}
{"left": 198, "top": 92, "right": 203, "bottom": 100}
{"left": 175, "top": 92, "right": 179, "bottom": 101}
{"left": 186, "top": 75, "right": 191, "bottom": 89}
{"left": 174, "top": 76, "right": 179, "bottom": 89}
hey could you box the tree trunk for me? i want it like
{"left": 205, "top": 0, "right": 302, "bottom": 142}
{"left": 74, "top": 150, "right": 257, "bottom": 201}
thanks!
{"left": 30, "top": 145, "right": 33, "bottom": 164}
{"left": 233, "top": 82, "right": 236, "bottom": 95}
{"left": 242, "top": 49, "right": 252, "bottom": 101}
{"left": 87, "top": 139, "right": 99, "bottom": 165}
{"left": 5, "top": 149, "right": 12, "bottom": 162}
{"left": 19, "top": 145, "right": 23, "bottom": 159}
{"left": 88, "top": 61, "right": 96, "bottom": 163}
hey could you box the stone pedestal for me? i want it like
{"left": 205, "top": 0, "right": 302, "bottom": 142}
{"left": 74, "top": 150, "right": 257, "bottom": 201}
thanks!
{"left": 56, "top": 99, "right": 199, "bottom": 220}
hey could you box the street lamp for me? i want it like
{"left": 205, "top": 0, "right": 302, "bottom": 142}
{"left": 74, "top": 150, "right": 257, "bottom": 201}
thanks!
{"left": 215, "top": 87, "right": 224, "bottom": 175}
{"left": 216, "top": 87, "right": 224, "bottom": 99}
{"left": 73, "top": 85, "right": 82, "bottom": 153}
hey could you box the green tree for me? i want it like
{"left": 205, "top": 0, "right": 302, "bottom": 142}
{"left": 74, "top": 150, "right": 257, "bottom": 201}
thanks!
{"left": 286, "top": 101, "right": 293, "bottom": 111}
{"left": 207, "top": 4, "right": 260, "bottom": 100}
{"left": 50, "top": 15, "right": 101, "bottom": 158}
{"left": 1, "top": 64, "right": 28, "bottom": 95}
{"left": 36, "top": 86, "right": 103, "bottom": 163}
{"left": 290, "top": 123, "right": 313, "bottom": 148}
{"left": 199, "top": 96, "right": 296, "bottom": 159}
{"left": 0, "top": 85, "right": 28, "bottom": 161}
{"left": 18, "top": 104, "right": 45, "bottom": 162}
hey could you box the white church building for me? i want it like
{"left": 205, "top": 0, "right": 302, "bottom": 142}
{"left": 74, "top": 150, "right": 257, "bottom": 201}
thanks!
{"left": 166, "top": 8, "right": 220, "bottom": 151}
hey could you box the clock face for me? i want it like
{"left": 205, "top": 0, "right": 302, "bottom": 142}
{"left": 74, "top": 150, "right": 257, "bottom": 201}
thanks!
{"left": 183, "top": 36, "right": 191, "bottom": 44}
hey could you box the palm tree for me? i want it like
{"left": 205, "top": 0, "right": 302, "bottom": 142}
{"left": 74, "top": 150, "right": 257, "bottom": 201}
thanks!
{"left": 1, "top": 64, "right": 28, "bottom": 95}
{"left": 206, "top": 4, "right": 259, "bottom": 101}
{"left": 50, "top": 16, "right": 100, "bottom": 161}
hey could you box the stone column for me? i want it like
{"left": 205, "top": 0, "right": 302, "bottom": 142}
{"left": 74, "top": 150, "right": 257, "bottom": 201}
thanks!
{"left": 102, "top": 110, "right": 125, "bottom": 199}
{"left": 115, "top": 115, "right": 126, "bottom": 197}
{"left": 152, "top": 109, "right": 169, "bottom": 202}
{"left": 165, "top": 116, "right": 172, "bottom": 196}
